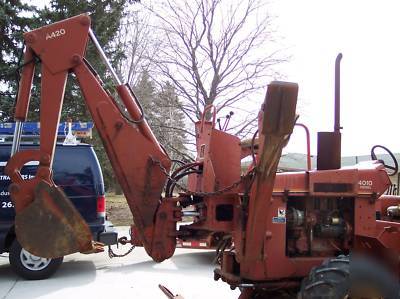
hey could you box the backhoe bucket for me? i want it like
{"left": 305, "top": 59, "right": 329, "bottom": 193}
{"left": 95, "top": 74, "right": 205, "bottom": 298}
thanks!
{"left": 14, "top": 181, "right": 95, "bottom": 258}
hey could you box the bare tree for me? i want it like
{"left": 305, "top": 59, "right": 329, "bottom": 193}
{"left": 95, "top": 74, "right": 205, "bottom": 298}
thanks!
{"left": 147, "top": 0, "right": 286, "bottom": 136}
{"left": 112, "top": 9, "right": 192, "bottom": 160}
{"left": 114, "top": 6, "right": 161, "bottom": 86}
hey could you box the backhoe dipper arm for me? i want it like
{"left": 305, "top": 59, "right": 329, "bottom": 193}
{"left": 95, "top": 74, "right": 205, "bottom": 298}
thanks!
{"left": 6, "top": 14, "right": 175, "bottom": 261}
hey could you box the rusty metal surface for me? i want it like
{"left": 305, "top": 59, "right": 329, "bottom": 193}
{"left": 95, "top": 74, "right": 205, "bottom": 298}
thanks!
{"left": 24, "top": 14, "right": 90, "bottom": 74}
{"left": 7, "top": 14, "right": 174, "bottom": 262}
{"left": 15, "top": 182, "right": 93, "bottom": 258}
{"left": 316, "top": 131, "right": 341, "bottom": 170}
{"left": 188, "top": 120, "right": 241, "bottom": 193}
{"left": 75, "top": 63, "right": 171, "bottom": 261}
{"left": 240, "top": 82, "right": 298, "bottom": 277}
{"left": 294, "top": 123, "right": 311, "bottom": 171}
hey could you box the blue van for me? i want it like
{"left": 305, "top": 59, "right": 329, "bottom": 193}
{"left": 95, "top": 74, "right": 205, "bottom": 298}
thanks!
{"left": 0, "top": 143, "right": 117, "bottom": 279}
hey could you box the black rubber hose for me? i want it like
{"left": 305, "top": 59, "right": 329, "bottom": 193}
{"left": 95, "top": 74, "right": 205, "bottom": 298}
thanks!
{"left": 165, "top": 162, "right": 202, "bottom": 194}
{"left": 167, "top": 170, "right": 201, "bottom": 197}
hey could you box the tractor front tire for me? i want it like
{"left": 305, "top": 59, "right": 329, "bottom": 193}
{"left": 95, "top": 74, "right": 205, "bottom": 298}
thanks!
{"left": 298, "top": 255, "right": 399, "bottom": 299}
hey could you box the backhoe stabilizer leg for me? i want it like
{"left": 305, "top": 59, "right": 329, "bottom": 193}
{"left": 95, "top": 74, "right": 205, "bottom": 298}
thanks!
{"left": 241, "top": 81, "right": 298, "bottom": 274}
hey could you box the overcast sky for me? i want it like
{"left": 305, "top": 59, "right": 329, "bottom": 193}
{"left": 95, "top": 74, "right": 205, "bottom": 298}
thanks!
{"left": 269, "top": 0, "right": 400, "bottom": 156}
{"left": 29, "top": 0, "right": 400, "bottom": 157}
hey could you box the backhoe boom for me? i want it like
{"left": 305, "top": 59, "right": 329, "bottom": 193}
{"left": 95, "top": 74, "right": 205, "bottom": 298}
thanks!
{"left": 6, "top": 14, "right": 175, "bottom": 261}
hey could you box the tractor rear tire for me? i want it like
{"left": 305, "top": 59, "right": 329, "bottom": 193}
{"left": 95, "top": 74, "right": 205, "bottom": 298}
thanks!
{"left": 298, "top": 255, "right": 399, "bottom": 299}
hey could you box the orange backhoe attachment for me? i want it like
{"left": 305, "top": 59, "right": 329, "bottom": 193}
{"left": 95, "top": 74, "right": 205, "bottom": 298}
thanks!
{"left": 6, "top": 14, "right": 173, "bottom": 259}
{"left": 6, "top": 14, "right": 299, "bottom": 270}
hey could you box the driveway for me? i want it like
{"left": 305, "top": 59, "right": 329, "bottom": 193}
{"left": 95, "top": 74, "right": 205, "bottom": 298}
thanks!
{"left": 0, "top": 228, "right": 239, "bottom": 299}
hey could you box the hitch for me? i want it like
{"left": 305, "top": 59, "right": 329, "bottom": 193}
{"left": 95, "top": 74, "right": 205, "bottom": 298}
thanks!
{"left": 107, "top": 236, "right": 135, "bottom": 258}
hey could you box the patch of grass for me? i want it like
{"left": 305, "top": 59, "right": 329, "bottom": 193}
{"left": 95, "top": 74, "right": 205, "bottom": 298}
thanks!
{"left": 105, "top": 193, "right": 133, "bottom": 226}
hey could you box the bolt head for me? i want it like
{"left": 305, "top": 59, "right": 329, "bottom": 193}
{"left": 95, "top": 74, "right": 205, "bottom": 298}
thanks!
{"left": 40, "top": 155, "right": 51, "bottom": 166}
{"left": 72, "top": 54, "right": 82, "bottom": 65}
{"left": 115, "top": 121, "right": 124, "bottom": 130}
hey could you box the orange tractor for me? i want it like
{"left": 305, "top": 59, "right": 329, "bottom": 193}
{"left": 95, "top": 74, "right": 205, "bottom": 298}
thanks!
{"left": 5, "top": 14, "right": 400, "bottom": 298}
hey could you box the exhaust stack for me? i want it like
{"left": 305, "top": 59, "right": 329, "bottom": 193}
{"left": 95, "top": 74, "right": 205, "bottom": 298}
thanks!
{"left": 317, "top": 53, "right": 343, "bottom": 170}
